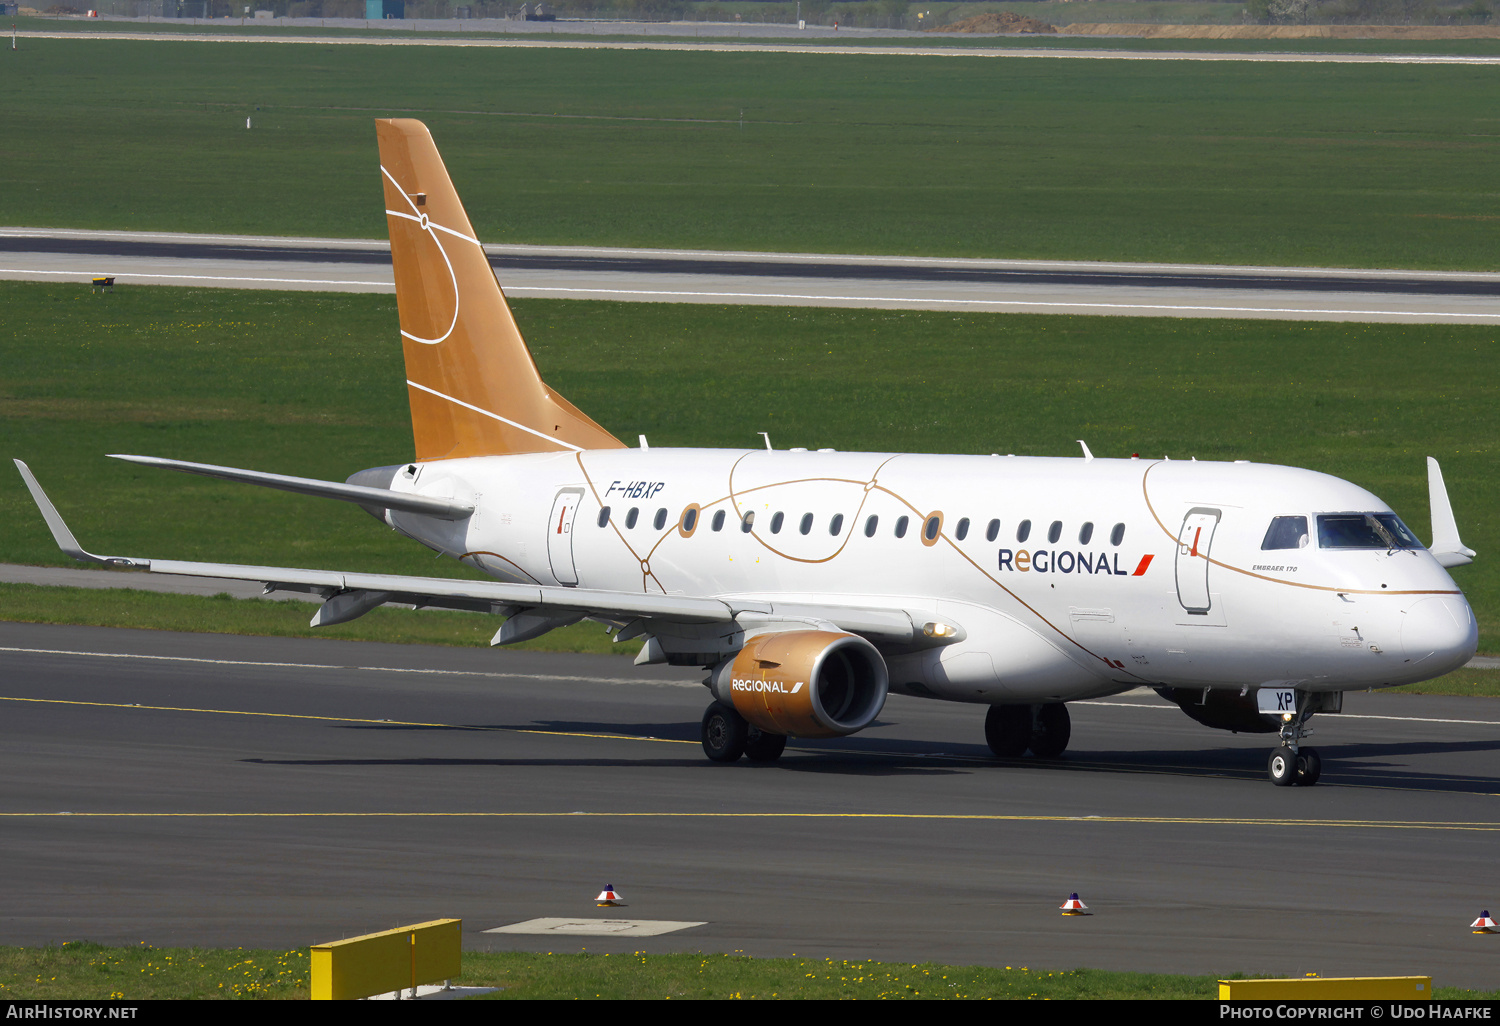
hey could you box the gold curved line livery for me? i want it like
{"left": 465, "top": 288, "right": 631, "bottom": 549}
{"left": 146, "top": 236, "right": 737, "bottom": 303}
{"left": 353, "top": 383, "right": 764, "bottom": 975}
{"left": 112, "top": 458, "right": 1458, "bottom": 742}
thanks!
{"left": 574, "top": 449, "right": 1137, "bottom": 678}
{"left": 1140, "top": 461, "right": 1461, "bottom": 598}
{"left": 377, "top": 118, "right": 625, "bottom": 462}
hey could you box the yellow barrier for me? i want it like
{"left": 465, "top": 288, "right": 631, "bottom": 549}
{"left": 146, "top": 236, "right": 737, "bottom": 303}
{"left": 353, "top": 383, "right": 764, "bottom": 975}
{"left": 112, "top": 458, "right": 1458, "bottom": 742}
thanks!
{"left": 1219, "top": 976, "right": 1432, "bottom": 1000}
{"left": 311, "top": 918, "right": 461, "bottom": 1000}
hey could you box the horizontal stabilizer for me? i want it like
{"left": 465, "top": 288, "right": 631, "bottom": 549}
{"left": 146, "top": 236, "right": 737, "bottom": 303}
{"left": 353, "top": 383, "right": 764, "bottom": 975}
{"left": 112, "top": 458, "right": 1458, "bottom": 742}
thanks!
{"left": 109, "top": 454, "right": 475, "bottom": 521}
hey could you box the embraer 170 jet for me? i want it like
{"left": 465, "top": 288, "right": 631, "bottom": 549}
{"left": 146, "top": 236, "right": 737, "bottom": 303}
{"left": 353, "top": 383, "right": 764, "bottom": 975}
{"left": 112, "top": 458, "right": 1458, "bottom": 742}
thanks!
{"left": 15, "top": 120, "right": 1480, "bottom": 787}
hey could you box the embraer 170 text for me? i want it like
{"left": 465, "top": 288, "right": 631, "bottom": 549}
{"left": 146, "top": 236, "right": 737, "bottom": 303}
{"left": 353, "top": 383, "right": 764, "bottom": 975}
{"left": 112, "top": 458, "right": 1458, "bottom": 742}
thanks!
{"left": 16, "top": 120, "right": 1480, "bottom": 786}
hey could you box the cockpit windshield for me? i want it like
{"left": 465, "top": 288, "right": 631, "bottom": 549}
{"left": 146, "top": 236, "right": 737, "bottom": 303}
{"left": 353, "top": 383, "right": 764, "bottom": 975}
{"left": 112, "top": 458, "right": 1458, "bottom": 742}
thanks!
{"left": 1316, "top": 513, "right": 1423, "bottom": 550}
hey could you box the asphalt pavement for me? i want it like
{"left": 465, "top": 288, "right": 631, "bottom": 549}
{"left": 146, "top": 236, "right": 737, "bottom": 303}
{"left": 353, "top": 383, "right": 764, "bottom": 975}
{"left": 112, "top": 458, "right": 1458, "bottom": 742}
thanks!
{"left": 3, "top": 621, "right": 1498, "bottom": 985}
{"left": 5, "top": 229, "right": 1500, "bottom": 322}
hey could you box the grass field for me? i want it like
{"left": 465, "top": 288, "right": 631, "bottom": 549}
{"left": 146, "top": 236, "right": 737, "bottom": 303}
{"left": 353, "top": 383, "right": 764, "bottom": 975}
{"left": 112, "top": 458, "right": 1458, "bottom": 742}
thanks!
{"left": 4, "top": 941, "right": 1497, "bottom": 999}
{"left": 6, "top": 35, "right": 1500, "bottom": 267}
{"left": 1, "top": 281, "right": 1494, "bottom": 653}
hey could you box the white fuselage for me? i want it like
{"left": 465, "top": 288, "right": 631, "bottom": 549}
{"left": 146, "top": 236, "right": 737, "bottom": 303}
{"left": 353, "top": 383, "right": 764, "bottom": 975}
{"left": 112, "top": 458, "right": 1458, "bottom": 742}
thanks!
{"left": 385, "top": 449, "right": 1477, "bottom": 703}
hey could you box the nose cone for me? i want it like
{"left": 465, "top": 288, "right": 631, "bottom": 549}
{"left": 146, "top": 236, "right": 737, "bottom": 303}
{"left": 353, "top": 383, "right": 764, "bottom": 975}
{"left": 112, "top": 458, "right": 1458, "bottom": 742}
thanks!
{"left": 1401, "top": 595, "right": 1479, "bottom": 677}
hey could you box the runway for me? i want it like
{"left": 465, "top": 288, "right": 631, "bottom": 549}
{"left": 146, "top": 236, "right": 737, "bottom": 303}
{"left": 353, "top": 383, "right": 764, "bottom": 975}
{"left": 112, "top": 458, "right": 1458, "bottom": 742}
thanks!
{"left": 6, "top": 228, "right": 1500, "bottom": 323}
{"left": 4, "top": 621, "right": 1498, "bottom": 984}
{"left": 22, "top": 25, "right": 1500, "bottom": 65}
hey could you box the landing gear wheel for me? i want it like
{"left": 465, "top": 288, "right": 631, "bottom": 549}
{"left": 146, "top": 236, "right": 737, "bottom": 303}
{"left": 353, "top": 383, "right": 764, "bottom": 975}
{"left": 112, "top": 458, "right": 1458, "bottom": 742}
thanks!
{"left": 744, "top": 726, "right": 787, "bottom": 764}
{"left": 1268, "top": 747, "right": 1298, "bottom": 786}
{"left": 702, "top": 701, "right": 748, "bottom": 763}
{"left": 1029, "top": 702, "right": 1071, "bottom": 758}
{"left": 985, "top": 704, "right": 1030, "bottom": 758}
{"left": 1295, "top": 747, "right": 1322, "bottom": 787}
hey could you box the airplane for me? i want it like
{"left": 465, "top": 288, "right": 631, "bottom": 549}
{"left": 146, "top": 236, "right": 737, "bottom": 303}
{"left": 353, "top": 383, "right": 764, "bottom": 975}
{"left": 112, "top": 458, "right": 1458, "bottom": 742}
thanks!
{"left": 14, "top": 118, "right": 1480, "bottom": 787}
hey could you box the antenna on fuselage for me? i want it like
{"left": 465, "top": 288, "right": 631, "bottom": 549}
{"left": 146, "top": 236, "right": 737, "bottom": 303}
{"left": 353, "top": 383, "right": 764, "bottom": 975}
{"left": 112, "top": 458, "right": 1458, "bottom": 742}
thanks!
{"left": 1077, "top": 440, "right": 1094, "bottom": 461}
{"left": 759, "top": 432, "right": 772, "bottom": 451}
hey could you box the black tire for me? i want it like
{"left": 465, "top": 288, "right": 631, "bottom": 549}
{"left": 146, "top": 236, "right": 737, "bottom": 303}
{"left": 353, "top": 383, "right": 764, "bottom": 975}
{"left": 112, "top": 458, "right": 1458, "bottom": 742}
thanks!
{"left": 702, "top": 701, "right": 748, "bottom": 763}
{"left": 744, "top": 727, "right": 787, "bottom": 764}
{"left": 1029, "top": 702, "right": 1071, "bottom": 758}
{"left": 1268, "top": 747, "right": 1298, "bottom": 786}
{"left": 1296, "top": 747, "right": 1322, "bottom": 787}
{"left": 985, "top": 704, "right": 1030, "bottom": 758}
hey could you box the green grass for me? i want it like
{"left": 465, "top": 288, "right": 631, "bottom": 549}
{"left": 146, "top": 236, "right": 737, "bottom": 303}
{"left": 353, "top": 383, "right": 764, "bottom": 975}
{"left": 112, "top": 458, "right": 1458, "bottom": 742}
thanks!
{"left": 1, "top": 281, "right": 1495, "bottom": 653}
{"left": 1389, "top": 665, "right": 1500, "bottom": 696}
{"left": 7, "top": 942, "right": 1497, "bottom": 999}
{"left": 6, "top": 36, "right": 1500, "bottom": 267}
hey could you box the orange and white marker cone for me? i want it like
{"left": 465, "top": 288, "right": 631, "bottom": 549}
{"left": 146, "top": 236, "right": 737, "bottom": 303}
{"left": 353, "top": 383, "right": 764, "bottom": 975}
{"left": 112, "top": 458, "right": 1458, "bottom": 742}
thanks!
{"left": 1060, "top": 892, "right": 1089, "bottom": 915}
{"left": 1470, "top": 910, "right": 1496, "bottom": 933}
{"left": 595, "top": 884, "right": 624, "bottom": 907}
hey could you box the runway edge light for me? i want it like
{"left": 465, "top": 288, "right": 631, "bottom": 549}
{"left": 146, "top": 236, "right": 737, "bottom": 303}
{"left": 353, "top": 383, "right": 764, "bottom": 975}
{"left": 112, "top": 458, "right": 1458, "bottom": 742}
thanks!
{"left": 596, "top": 884, "right": 624, "bottom": 907}
{"left": 1060, "top": 893, "right": 1089, "bottom": 915}
{"left": 1470, "top": 910, "right": 1496, "bottom": 933}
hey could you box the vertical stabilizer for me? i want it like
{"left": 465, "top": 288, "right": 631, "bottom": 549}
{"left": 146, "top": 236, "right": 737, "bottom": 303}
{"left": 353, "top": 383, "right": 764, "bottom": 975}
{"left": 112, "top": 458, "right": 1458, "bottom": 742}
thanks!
{"left": 375, "top": 119, "right": 625, "bottom": 461}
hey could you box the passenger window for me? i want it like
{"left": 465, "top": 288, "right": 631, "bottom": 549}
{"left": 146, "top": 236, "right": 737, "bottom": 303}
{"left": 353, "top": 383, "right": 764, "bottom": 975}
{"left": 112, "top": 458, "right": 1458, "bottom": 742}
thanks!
{"left": 1016, "top": 520, "right": 1031, "bottom": 543}
{"left": 864, "top": 515, "right": 879, "bottom": 537}
{"left": 1078, "top": 522, "right": 1093, "bottom": 545}
{"left": 830, "top": 514, "right": 844, "bottom": 536}
{"left": 741, "top": 511, "right": 755, "bottom": 533}
{"left": 986, "top": 519, "right": 1000, "bottom": 543}
{"left": 712, "top": 510, "right": 726, "bottom": 532}
{"left": 1262, "top": 515, "right": 1309, "bottom": 550}
{"left": 682, "top": 507, "right": 698, "bottom": 533}
{"left": 597, "top": 507, "right": 611, "bottom": 528}
{"left": 1048, "top": 521, "right": 1063, "bottom": 544}
{"left": 654, "top": 508, "right": 668, "bottom": 531}
{"left": 770, "top": 512, "right": 785, "bottom": 534}
{"left": 625, "top": 507, "right": 639, "bottom": 529}
{"left": 1111, "top": 523, "right": 1126, "bottom": 546}
{"left": 955, "top": 517, "right": 970, "bottom": 541}
{"left": 923, "top": 515, "right": 941, "bottom": 541}
{"left": 894, "top": 516, "right": 909, "bottom": 539}
{"left": 799, "top": 513, "right": 814, "bottom": 535}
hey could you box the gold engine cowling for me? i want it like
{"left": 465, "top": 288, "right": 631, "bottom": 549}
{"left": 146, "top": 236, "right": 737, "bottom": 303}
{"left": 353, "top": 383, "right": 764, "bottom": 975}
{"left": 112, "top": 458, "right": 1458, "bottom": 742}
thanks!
{"left": 719, "top": 630, "right": 888, "bottom": 738}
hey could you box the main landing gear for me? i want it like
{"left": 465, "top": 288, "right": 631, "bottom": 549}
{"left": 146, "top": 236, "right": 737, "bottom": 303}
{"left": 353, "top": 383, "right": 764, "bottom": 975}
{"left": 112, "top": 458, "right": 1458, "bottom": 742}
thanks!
{"left": 701, "top": 701, "right": 787, "bottom": 764}
{"left": 1268, "top": 698, "right": 1321, "bottom": 787}
{"left": 985, "top": 703, "right": 1071, "bottom": 759}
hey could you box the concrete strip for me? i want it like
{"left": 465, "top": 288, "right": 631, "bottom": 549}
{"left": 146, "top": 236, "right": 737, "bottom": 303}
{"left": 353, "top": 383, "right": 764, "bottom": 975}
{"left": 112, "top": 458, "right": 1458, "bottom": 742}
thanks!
{"left": 20, "top": 23, "right": 1500, "bottom": 64}
{"left": 486, "top": 918, "right": 708, "bottom": 937}
{"left": 6, "top": 229, "right": 1499, "bottom": 323}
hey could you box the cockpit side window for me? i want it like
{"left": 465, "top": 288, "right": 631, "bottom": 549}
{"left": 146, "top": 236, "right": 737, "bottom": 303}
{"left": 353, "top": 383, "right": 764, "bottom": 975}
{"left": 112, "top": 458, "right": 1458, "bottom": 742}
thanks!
{"left": 1261, "top": 515, "right": 1308, "bottom": 550}
{"left": 1317, "top": 513, "right": 1422, "bottom": 550}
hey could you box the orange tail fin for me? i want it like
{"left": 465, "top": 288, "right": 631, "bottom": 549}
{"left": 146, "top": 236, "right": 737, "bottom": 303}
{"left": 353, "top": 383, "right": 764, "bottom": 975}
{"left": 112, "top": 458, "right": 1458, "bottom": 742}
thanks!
{"left": 375, "top": 118, "right": 625, "bottom": 461}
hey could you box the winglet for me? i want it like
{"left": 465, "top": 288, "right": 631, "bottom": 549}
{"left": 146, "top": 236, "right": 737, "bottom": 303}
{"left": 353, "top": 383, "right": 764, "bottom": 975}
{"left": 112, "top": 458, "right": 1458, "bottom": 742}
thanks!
{"left": 12, "top": 460, "right": 146, "bottom": 568}
{"left": 1427, "top": 457, "right": 1476, "bottom": 568}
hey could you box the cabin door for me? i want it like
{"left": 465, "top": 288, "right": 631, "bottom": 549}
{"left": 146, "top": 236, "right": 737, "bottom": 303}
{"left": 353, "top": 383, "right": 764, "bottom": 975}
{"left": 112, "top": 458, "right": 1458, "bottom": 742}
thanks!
{"left": 547, "top": 488, "right": 584, "bottom": 586}
{"left": 1174, "top": 507, "right": 1221, "bottom": 615}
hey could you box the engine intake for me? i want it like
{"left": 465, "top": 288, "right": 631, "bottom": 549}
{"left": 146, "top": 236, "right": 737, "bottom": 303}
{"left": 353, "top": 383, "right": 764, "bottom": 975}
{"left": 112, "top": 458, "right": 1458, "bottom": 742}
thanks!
{"left": 712, "top": 630, "right": 888, "bottom": 738}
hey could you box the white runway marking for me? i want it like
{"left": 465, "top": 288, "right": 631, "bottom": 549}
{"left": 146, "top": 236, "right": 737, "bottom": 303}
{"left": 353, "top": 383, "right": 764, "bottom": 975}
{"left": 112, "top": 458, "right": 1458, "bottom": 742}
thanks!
{"left": 517, "top": 284, "right": 1500, "bottom": 321}
{"left": 0, "top": 645, "right": 698, "bottom": 687}
{"left": 1079, "top": 697, "right": 1500, "bottom": 727}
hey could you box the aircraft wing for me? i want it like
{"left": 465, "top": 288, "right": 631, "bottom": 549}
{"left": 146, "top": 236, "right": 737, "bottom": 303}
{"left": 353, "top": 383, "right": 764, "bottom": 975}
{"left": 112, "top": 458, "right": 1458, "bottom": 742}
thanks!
{"left": 14, "top": 460, "right": 929, "bottom": 652}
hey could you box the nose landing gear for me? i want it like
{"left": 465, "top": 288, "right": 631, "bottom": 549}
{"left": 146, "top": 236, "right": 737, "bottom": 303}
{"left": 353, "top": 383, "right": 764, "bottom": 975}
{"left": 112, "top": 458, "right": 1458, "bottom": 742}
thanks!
{"left": 1267, "top": 695, "right": 1322, "bottom": 786}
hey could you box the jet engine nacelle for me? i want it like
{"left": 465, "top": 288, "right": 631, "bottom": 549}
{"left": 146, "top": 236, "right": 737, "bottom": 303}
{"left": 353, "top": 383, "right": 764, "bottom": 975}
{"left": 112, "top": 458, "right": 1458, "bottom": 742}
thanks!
{"left": 710, "top": 630, "right": 888, "bottom": 738}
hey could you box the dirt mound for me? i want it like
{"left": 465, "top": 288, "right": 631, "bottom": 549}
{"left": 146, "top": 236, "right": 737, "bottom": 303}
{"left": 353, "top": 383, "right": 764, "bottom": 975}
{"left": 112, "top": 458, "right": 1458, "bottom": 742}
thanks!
{"left": 1061, "top": 22, "right": 1500, "bottom": 39}
{"left": 930, "top": 12, "right": 1057, "bottom": 34}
